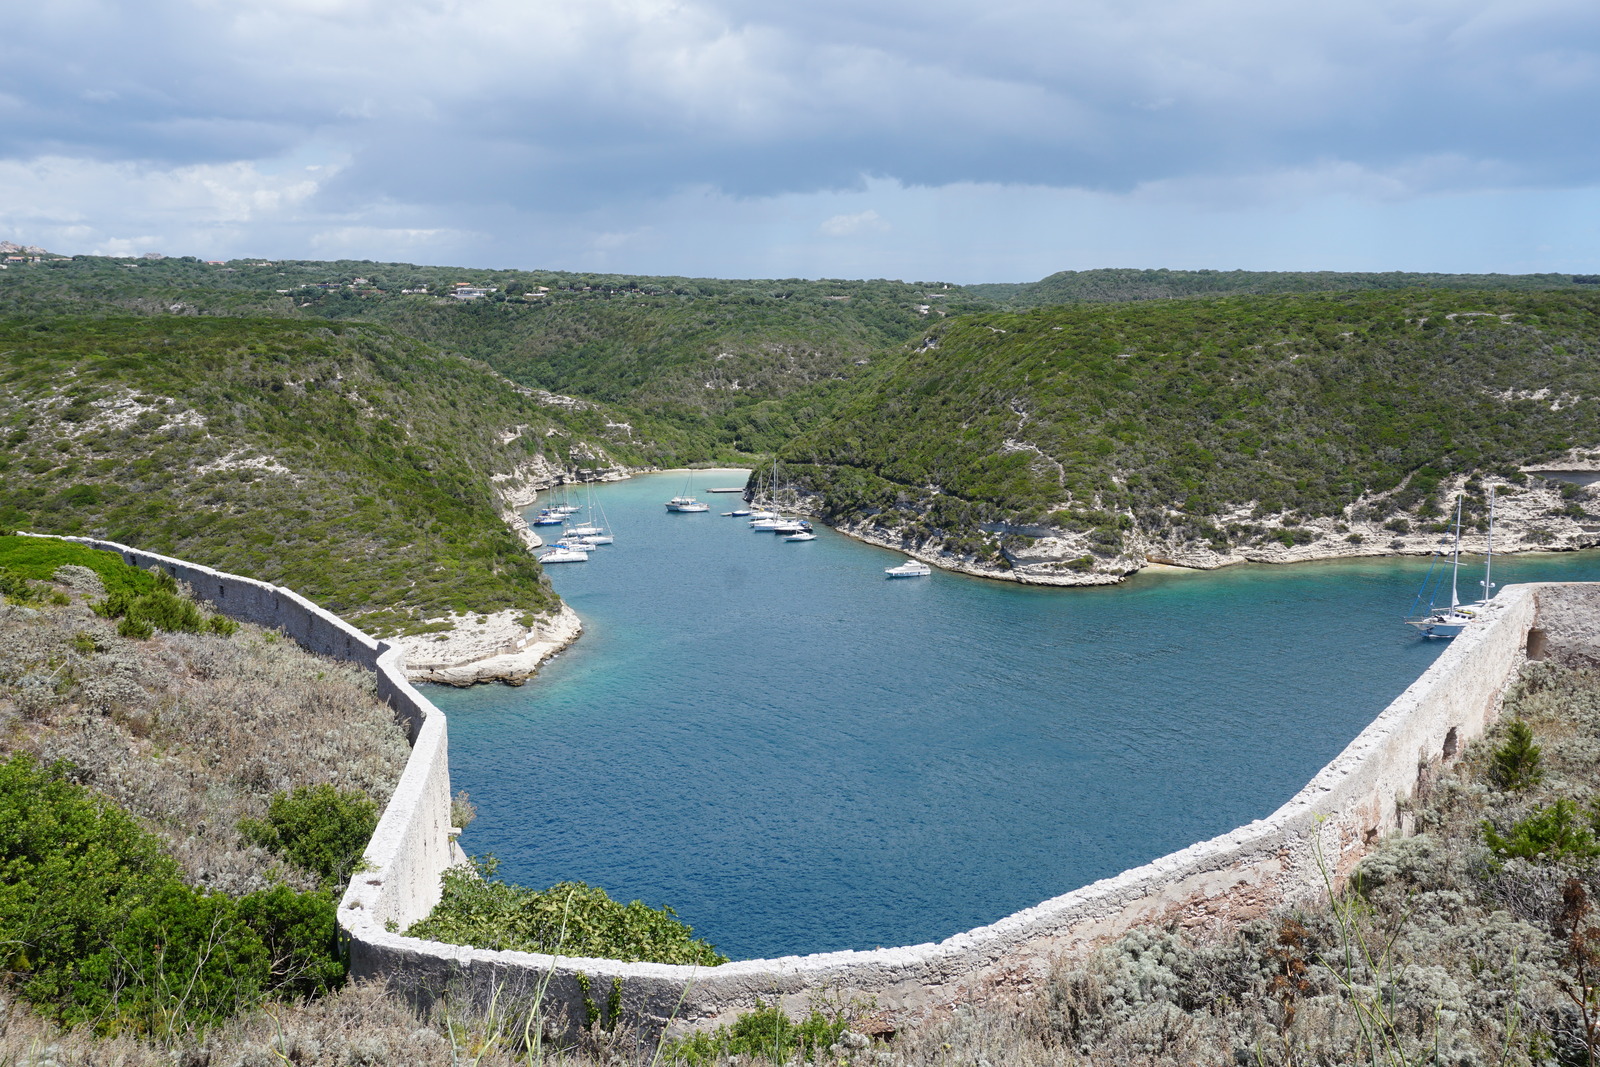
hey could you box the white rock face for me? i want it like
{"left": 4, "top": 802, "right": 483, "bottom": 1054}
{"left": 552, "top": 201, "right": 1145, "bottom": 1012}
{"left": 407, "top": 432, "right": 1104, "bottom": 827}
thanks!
{"left": 821, "top": 472, "right": 1600, "bottom": 585}
{"left": 402, "top": 445, "right": 639, "bottom": 685}
{"left": 392, "top": 603, "right": 583, "bottom": 686}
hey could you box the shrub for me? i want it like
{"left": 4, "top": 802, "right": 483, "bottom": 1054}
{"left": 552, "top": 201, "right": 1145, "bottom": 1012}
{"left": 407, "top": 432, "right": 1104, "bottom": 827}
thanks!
{"left": 234, "top": 885, "right": 344, "bottom": 999}
{"left": 1489, "top": 719, "right": 1544, "bottom": 791}
{"left": 240, "top": 784, "right": 378, "bottom": 889}
{"left": 1483, "top": 798, "right": 1600, "bottom": 864}
{"left": 0, "top": 754, "right": 344, "bottom": 1035}
{"left": 661, "top": 1000, "right": 848, "bottom": 1065}
{"left": 406, "top": 857, "right": 727, "bottom": 965}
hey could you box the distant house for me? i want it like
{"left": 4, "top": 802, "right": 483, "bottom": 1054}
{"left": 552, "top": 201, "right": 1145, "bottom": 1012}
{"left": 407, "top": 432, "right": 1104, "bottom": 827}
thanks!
{"left": 451, "top": 287, "right": 489, "bottom": 300}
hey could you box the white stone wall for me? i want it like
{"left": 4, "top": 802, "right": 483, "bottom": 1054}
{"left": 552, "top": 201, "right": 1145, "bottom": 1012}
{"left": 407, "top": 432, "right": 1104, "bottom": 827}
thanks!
{"left": 344, "top": 585, "right": 1552, "bottom": 1032}
{"left": 25, "top": 533, "right": 1586, "bottom": 1036}
{"left": 19, "top": 534, "right": 460, "bottom": 928}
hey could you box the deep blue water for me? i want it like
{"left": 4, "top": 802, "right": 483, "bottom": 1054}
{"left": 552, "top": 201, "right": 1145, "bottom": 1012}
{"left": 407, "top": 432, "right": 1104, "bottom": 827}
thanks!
{"left": 429, "top": 470, "right": 1600, "bottom": 960}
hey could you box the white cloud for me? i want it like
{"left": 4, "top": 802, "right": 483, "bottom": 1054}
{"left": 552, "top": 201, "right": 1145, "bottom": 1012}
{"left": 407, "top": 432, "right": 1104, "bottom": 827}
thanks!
{"left": 820, "top": 210, "right": 889, "bottom": 237}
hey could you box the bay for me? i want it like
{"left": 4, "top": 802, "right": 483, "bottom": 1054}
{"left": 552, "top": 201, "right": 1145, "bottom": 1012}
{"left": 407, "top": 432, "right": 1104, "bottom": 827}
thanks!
{"left": 429, "top": 470, "right": 1600, "bottom": 960}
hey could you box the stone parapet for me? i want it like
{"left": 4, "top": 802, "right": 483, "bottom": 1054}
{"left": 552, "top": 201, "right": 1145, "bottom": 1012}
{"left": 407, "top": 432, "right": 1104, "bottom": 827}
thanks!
{"left": 20, "top": 533, "right": 1587, "bottom": 1036}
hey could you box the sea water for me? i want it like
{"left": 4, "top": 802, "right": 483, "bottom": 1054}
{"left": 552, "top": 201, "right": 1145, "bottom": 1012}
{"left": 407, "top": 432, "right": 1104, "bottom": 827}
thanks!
{"left": 428, "top": 470, "right": 1600, "bottom": 960}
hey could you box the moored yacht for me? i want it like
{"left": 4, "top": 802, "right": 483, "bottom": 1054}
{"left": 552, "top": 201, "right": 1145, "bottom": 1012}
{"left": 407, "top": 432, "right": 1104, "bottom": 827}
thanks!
{"left": 885, "top": 558, "right": 931, "bottom": 578}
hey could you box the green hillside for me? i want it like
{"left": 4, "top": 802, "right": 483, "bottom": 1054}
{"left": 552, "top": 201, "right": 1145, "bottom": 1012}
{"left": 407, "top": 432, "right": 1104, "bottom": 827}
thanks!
{"left": 0, "top": 256, "right": 983, "bottom": 461}
{"left": 967, "top": 268, "right": 1592, "bottom": 308}
{"left": 0, "top": 315, "right": 635, "bottom": 635}
{"left": 778, "top": 288, "right": 1600, "bottom": 566}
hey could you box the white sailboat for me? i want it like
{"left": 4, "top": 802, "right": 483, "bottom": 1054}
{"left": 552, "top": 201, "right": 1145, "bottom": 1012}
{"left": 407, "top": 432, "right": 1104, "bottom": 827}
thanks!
{"left": 566, "top": 479, "right": 615, "bottom": 543}
{"left": 665, "top": 470, "right": 710, "bottom": 512}
{"left": 1405, "top": 489, "right": 1495, "bottom": 638}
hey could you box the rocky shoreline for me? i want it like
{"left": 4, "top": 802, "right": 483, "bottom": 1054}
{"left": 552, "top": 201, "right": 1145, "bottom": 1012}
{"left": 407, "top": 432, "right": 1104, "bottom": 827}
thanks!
{"left": 391, "top": 454, "right": 633, "bottom": 686}
{"left": 398, "top": 462, "right": 1600, "bottom": 682}
{"left": 390, "top": 602, "right": 584, "bottom": 687}
{"left": 809, "top": 469, "right": 1600, "bottom": 587}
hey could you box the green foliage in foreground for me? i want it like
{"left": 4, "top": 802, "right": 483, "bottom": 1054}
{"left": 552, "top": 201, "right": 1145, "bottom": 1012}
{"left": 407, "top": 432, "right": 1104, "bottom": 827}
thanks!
{"left": 1482, "top": 797, "right": 1600, "bottom": 864}
{"left": 240, "top": 784, "right": 378, "bottom": 890}
{"left": 0, "top": 534, "right": 158, "bottom": 598}
{"left": 1489, "top": 718, "right": 1545, "bottom": 791}
{"left": 407, "top": 858, "right": 727, "bottom": 966}
{"left": 0, "top": 754, "right": 343, "bottom": 1036}
{"left": 784, "top": 288, "right": 1600, "bottom": 554}
{"left": 660, "top": 1001, "right": 848, "bottom": 1065}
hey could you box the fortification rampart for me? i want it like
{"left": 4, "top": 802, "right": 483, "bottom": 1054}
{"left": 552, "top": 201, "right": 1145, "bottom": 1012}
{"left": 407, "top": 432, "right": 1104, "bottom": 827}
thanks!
{"left": 24, "top": 533, "right": 1596, "bottom": 1035}
{"left": 20, "top": 533, "right": 461, "bottom": 929}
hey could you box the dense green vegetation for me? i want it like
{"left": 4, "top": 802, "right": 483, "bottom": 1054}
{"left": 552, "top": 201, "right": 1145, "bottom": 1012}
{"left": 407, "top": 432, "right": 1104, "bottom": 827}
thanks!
{"left": 240, "top": 785, "right": 379, "bottom": 890}
{"left": 407, "top": 857, "right": 726, "bottom": 966}
{"left": 0, "top": 316, "right": 616, "bottom": 634}
{"left": 0, "top": 543, "right": 406, "bottom": 1044}
{"left": 8, "top": 254, "right": 1596, "bottom": 574}
{"left": 780, "top": 288, "right": 1600, "bottom": 562}
{"left": 0, "top": 255, "right": 982, "bottom": 461}
{"left": 966, "top": 267, "right": 1591, "bottom": 308}
{"left": 661, "top": 1001, "right": 849, "bottom": 1065}
{"left": 0, "top": 751, "right": 343, "bottom": 1036}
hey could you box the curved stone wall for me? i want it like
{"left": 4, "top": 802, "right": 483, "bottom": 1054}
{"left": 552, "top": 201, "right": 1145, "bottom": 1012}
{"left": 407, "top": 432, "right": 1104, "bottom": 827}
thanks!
{"left": 26, "top": 534, "right": 1591, "bottom": 1035}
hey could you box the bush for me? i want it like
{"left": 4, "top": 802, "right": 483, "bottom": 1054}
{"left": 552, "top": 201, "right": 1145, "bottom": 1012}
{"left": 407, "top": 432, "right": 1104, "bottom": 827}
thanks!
{"left": 1489, "top": 719, "right": 1544, "bottom": 791}
{"left": 662, "top": 1000, "right": 848, "bottom": 1065}
{"left": 0, "top": 754, "right": 343, "bottom": 1035}
{"left": 234, "top": 885, "right": 344, "bottom": 999}
{"left": 240, "top": 784, "right": 378, "bottom": 889}
{"left": 406, "top": 857, "right": 727, "bottom": 965}
{"left": 1483, "top": 798, "right": 1600, "bottom": 864}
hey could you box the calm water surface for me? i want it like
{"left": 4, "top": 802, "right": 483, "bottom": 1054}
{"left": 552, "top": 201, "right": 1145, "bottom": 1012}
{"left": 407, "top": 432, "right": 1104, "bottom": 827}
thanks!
{"left": 430, "top": 470, "right": 1600, "bottom": 959}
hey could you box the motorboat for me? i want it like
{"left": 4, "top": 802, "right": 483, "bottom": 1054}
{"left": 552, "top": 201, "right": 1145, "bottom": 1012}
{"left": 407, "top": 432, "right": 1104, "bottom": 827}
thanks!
{"left": 885, "top": 558, "right": 931, "bottom": 578}
{"left": 785, "top": 531, "right": 816, "bottom": 542}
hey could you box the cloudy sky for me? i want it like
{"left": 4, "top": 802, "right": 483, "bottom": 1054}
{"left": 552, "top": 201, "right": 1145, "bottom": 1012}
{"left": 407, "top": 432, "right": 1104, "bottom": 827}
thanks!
{"left": 1, "top": 0, "right": 1596, "bottom": 282}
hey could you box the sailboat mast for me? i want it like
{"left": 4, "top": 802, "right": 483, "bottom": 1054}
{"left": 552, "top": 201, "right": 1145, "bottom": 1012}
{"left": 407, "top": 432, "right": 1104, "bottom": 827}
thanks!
{"left": 1482, "top": 485, "right": 1495, "bottom": 603}
{"left": 1448, "top": 493, "right": 1463, "bottom": 610}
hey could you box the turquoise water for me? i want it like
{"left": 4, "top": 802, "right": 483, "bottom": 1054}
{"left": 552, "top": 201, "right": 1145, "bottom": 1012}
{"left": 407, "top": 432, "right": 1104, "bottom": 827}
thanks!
{"left": 429, "top": 470, "right": 1600, "bottom": 960}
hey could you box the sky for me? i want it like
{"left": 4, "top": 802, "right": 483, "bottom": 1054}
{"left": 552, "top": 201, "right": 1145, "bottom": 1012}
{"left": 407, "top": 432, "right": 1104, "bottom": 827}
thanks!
{"left": 1, "top": 0, "right": 1597, "bottom": 283}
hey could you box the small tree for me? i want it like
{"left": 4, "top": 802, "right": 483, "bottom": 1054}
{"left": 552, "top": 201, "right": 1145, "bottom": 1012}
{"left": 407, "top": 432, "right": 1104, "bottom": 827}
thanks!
{"left": 1489, "top": 719, "right": 1544, "bottom": 791}
{"left": 1482, "top": 798, "right": 1600, "bottom": 864}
